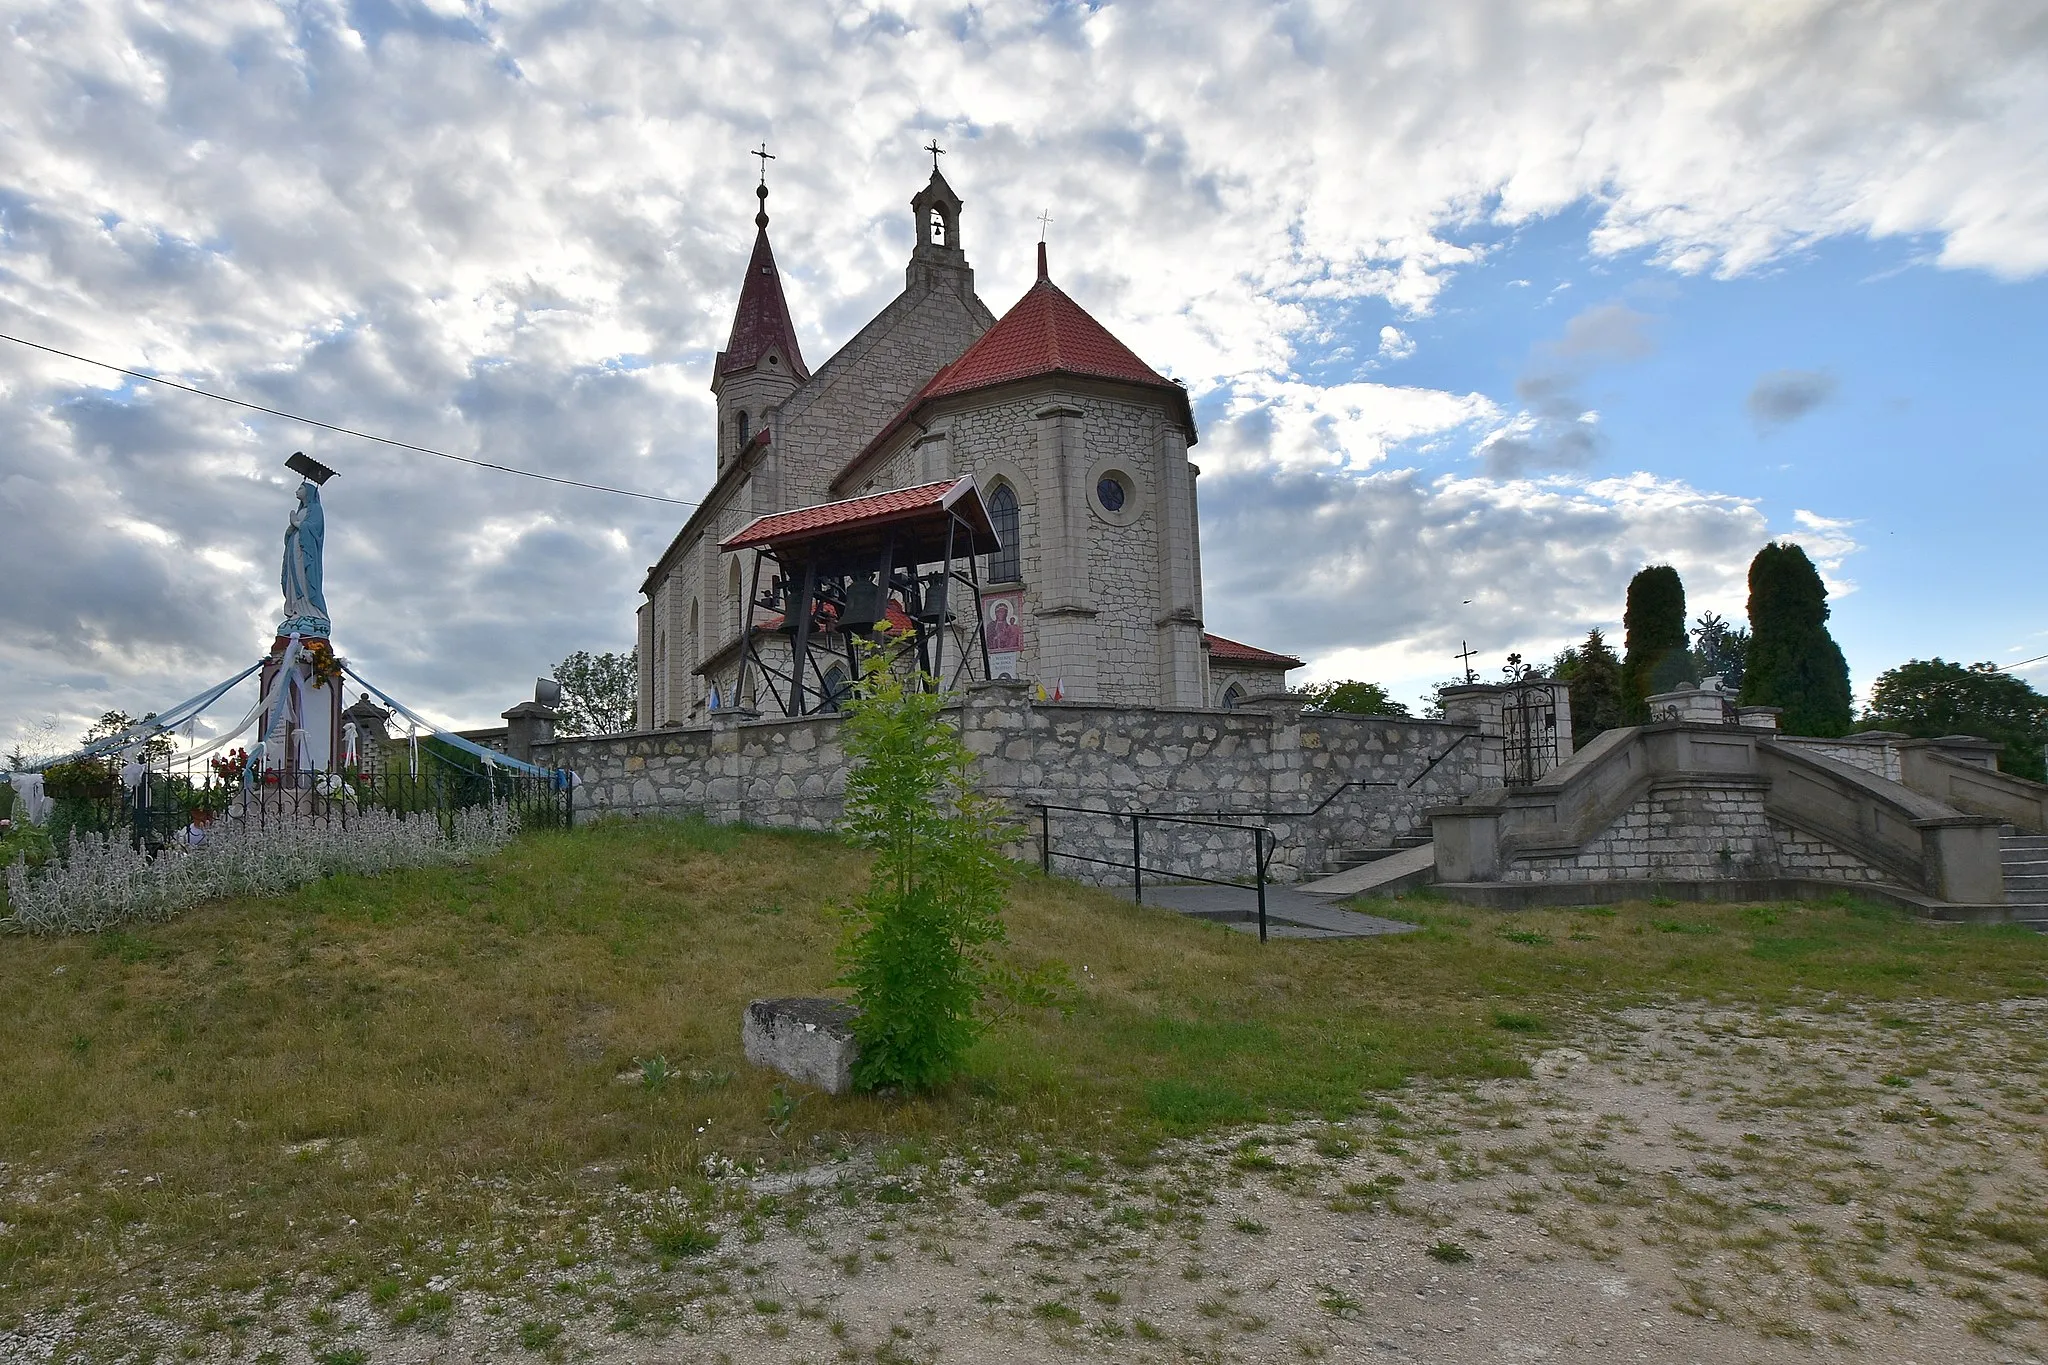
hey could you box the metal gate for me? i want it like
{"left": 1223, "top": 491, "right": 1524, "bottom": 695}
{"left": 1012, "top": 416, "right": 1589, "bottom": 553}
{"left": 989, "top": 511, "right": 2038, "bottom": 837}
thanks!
{"left": 1502, "top": 674, "right": 1559, "bottom": 788}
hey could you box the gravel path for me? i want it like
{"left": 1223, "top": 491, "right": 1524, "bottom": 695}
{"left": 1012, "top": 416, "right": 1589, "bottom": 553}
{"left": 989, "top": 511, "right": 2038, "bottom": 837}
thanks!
{"left": 9, "top": 999, "right": 2047, "bottom": 1363}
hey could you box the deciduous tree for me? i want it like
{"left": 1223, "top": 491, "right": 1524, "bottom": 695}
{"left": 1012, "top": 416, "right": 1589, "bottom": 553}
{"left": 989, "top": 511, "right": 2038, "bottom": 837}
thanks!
{"left": 1863, "top": 658, "right": 2047, "bottom": 781}
{"left": 551, "top": 650, "right": 639, "bottom": 735}
{"left": 1296, "top": 679, "right": 1410, "bottom": 717}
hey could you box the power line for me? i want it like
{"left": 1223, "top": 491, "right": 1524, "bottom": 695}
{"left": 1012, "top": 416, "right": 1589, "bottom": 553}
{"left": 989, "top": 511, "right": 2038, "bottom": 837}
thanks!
{"left": 0, "top": 330, "right": 701, "bottom": 508}
{"left": 1994, "top": 651, "right": 2048, "bottom": 673}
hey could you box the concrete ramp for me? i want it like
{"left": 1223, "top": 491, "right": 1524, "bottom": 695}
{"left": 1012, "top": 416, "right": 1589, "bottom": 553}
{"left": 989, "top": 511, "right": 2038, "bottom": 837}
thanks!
{"left": 1298, "top": 840, "right": 1436, "bottom": 899}
{"left": 1133, "top": 884, "right": 1419, "bottom": 939}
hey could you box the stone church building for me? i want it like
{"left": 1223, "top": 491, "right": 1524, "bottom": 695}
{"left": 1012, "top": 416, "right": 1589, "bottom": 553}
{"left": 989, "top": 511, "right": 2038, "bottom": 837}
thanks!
{"left": 636, "top": 163, "right": 1300, "bottom": 727}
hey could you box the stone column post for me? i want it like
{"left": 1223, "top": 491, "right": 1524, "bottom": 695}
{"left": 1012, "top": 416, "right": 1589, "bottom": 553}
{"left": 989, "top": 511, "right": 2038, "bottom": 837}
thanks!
{"left": 1439, "top": 685, "right": 1505, "bottom": 787}
{"left": 1430, "top": 806, "right": 1503, "bottom": 881}
{"left": 500, "top": 701, "right": 560, "bottom": 764}
{"left": 1917, "top": 816, "right": 2008, "bottom": 905}
{"left": 1033, "top": 403, "right": 1099, "bottom": 700}
{"left": 707, "top": 706, "right": 759, "bottom": 825}
{"left": 1152, "top": 426, "right": 1205, "bottom": 707}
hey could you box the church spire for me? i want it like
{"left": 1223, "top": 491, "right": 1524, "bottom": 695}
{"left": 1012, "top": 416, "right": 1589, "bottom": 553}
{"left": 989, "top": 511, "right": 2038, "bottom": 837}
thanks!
{"left": 716, "top": 173, "right": 810, "bottom": 385}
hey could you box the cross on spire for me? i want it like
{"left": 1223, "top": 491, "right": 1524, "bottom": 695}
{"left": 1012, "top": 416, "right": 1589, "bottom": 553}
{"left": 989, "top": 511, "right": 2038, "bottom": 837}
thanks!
{"left": 1037, "top": 208, "right": 1054, "bottom": 241}
{"left": 924, "top": 138, "right": 945, "bottom": 173}
{"left": 752, "top": 142, "right": 775, "bottom": 186}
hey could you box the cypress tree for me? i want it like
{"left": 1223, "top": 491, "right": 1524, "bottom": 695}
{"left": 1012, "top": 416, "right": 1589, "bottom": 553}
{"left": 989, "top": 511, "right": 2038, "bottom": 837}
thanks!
{"left": 1741, "top": 542, "right": 1853, "bottom": 737}
{"left": 1619, "top": 565, "right": 1694, "bottom": 723}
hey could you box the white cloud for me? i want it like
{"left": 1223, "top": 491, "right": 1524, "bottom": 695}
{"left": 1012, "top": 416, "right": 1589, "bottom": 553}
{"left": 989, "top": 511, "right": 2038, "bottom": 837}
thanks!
{"left": 0, "top": 0, "right": 2035, "bottom": 740}
{"left": 1377, "top": 325, "right": 1415, "bottom": 361}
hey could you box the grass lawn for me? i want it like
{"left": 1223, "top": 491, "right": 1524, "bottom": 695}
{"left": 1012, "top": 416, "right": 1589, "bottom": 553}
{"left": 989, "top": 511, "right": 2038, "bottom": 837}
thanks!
{"left": 4, "top": 816, "right": 2046, "bottom": 1328}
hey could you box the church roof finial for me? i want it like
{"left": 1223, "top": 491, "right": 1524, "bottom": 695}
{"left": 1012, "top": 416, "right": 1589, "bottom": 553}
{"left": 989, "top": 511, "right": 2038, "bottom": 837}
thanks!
{"left": 717, "top": 146, "right": 810, "bottom": 384}
{"left": 751, "top": 142, "right": 775, "bottom": 228}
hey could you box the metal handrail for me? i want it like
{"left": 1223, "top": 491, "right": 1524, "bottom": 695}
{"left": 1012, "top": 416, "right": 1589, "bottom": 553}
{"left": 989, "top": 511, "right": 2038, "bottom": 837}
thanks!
{"left": 1029, "top": 801, "right": 1274, "bottom": 942}
{"left": 1404, "top": 732, "right": 1473, "bottom": 789}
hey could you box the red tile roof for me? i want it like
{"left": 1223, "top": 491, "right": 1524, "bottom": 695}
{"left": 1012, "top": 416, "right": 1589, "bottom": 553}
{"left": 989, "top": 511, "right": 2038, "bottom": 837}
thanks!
{"left": 1203, "top": 633, "right": 1303, "bottom": 669}
{"left": 720, "top": 478, "right": 985, "bottom": 552}
{"left": 836, "top": 244, "right": 1192, "bottom": 488}
{"left": 718, "top": 215, "right": 810, "bottom": 383}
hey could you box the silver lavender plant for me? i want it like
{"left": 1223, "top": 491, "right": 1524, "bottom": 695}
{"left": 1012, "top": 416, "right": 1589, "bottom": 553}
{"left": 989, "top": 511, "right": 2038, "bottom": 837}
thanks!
{"left": 2, "top": 804, "right": 519, "bottom": 934}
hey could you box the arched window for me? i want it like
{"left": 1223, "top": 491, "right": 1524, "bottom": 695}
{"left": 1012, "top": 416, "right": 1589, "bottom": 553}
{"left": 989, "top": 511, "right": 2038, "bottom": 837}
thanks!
{"left": 727, "top": 558, "right": 744, "bottom": 637}
{"left": 1222, "top": 682, "right": 1245, "bottom": 710}
{"left": 734, "top": 411, "right": 749, "bottom": 448}
{"left": 821, "top": 665, "right": 851, "bottom": 713}
{"left": 929, "top": 207, "right": 947, "bottom": 246}
{"left": 986, "top": 483, "right": 1021, "bottom": 583}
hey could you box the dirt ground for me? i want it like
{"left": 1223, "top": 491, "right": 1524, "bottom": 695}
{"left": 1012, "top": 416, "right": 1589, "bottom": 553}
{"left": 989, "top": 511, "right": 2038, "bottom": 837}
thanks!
{"left": 9, "top": 997, "right": 2048, "bottom": 1364}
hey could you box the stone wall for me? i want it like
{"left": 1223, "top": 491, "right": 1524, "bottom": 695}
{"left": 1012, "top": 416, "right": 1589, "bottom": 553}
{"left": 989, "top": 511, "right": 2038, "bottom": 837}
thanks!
{"left": 1774, "top": 733, "right": 1905, "bottom": 783}
{"left": 1497, "top": 776, "right": 1892, "bottom": 886}
{"left": 1771, "top": 822, "right": 1894, "bottom": 883}
{"left": 1502, "top": 779, "right": 1777, "bottom": 884}
{"left": 537, "top": 683, "right": 1487, "bottom": 886}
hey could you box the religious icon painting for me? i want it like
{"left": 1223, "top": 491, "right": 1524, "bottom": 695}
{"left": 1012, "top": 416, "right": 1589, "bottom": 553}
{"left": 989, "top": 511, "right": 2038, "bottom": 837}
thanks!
{"left": 983, "top": 590, "right": 1025, "bottom": 679}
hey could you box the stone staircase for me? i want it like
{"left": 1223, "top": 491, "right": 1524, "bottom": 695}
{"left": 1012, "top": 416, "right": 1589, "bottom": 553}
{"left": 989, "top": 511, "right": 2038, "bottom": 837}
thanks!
{"left": 2002, "top": 827, "right": 2048, "bottom": 930}
{"left": 1321, "top": 833, "right": 1431, "bottom": 876}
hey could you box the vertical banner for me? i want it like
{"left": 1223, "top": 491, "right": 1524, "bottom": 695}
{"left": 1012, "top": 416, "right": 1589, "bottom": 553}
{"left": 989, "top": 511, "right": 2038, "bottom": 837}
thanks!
{"left": 984, "top": 591, "right": 1025, "bottom": 680}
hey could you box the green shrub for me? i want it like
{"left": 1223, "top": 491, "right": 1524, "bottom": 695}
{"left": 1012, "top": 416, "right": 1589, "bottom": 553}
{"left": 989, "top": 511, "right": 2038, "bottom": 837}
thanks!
{"left": 837, "top": 636, "right": 1009, "bottom": 1092}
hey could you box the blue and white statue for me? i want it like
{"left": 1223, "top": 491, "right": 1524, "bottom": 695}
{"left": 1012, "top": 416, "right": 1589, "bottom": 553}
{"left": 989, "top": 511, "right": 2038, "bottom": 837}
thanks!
{"left": 280, "top": 480, "right": 330, "bottom": 635}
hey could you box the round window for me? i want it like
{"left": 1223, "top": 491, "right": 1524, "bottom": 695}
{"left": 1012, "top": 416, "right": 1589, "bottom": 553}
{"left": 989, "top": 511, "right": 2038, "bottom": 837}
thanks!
{"left": 1095, "top": 474, "right": 1127, "bottom": 513}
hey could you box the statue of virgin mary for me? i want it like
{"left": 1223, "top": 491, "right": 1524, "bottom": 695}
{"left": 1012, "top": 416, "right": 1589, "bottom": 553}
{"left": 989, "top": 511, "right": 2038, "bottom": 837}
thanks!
{"left": 280, "top": 481, "right": 331, "bottom": 635}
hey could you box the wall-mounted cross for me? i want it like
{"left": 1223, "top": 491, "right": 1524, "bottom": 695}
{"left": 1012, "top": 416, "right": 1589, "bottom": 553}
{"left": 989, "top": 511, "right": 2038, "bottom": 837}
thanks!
{"left": 1037, "top": 209, "right": 1054, "bottom": 241}
{"left": 1455, "top": 639, "right": 1479, "bottom": 685}
{"left": 924, "top": 138, "right": 945, "bottom": 172}
{"left": 752, "top": 142, "right": 775, "bottom": 185}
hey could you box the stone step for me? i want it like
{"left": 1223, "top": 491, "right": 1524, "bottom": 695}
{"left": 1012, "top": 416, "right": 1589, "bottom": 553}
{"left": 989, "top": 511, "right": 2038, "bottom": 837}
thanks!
{"left": 2002, "top": 837, "right": 2048, "bottom": 852}
{"left": 1326, "top": 847, "right": 1407, "bottom": 865}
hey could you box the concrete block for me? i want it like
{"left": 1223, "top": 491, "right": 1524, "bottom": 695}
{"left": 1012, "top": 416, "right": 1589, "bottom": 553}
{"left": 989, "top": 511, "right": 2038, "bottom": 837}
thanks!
{"left": 742, "top": 997, "right": 861, "bottom": 1095}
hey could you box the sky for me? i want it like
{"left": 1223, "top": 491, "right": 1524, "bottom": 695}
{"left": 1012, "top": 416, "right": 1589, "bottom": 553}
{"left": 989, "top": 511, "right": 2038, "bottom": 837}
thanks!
{"left": 2, "top": 0, "right": 2045, "bottom": 754}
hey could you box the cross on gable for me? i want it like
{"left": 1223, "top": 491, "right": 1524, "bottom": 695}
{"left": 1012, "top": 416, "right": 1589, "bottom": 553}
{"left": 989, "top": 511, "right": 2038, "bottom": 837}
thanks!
{"left": 924, "top": 139, "right": 945, "bottom": 173}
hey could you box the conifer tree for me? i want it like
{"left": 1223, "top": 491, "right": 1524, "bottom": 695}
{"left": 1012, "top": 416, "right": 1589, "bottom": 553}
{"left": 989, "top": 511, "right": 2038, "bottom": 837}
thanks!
{"left": 1619, "top": 565, "right": 1694, "bottom": 723}
{"left": 1561, "top": 627, "right": 1625, "bottom": 747}
{"left": 1741, "top": 542, "right": 1853, "bottom": 737}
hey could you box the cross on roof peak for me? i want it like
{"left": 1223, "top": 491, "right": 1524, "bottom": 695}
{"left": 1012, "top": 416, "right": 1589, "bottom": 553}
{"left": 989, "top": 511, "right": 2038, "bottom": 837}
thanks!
{"left": 1037, "top": 208, "right": 1053, "bottom": 241}
{"left": 752, "top": 142, "right": 775, "bottom": 186}
{"left": 924, "top": 138, "right": 945, "bottom": 173}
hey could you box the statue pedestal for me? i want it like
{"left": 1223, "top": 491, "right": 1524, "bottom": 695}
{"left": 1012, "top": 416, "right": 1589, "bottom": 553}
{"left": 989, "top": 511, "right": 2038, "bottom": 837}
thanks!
{"left": 258, "top": 635, "right": 345, "bottom": 776}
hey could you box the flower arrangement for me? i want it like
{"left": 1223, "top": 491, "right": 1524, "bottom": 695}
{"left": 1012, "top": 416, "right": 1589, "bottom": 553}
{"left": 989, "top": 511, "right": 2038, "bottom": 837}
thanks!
{"left": 301, "top": 639, "right": 344, "bottom": 690}
{"left": 208, "top": 748, "right": 251, "bottom": 784}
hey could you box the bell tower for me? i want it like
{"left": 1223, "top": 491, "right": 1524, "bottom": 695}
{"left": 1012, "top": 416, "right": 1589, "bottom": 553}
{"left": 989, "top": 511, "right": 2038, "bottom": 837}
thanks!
{"left": 712, "top": 154, "right": 808, "bottom": 476}
{"left": 907, "top": 141, "right": 974, "bottom": 296}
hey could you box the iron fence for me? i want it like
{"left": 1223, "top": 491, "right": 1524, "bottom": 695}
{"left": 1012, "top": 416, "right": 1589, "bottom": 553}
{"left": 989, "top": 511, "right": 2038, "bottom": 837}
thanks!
{"left": 38, "top": 754, "right": 570, "bottom": 856}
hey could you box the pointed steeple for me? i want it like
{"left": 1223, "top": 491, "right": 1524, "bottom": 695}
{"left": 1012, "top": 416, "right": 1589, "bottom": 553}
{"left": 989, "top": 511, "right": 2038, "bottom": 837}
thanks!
{"left": 716, "top": 182, "right": 810, "bottom": 385}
